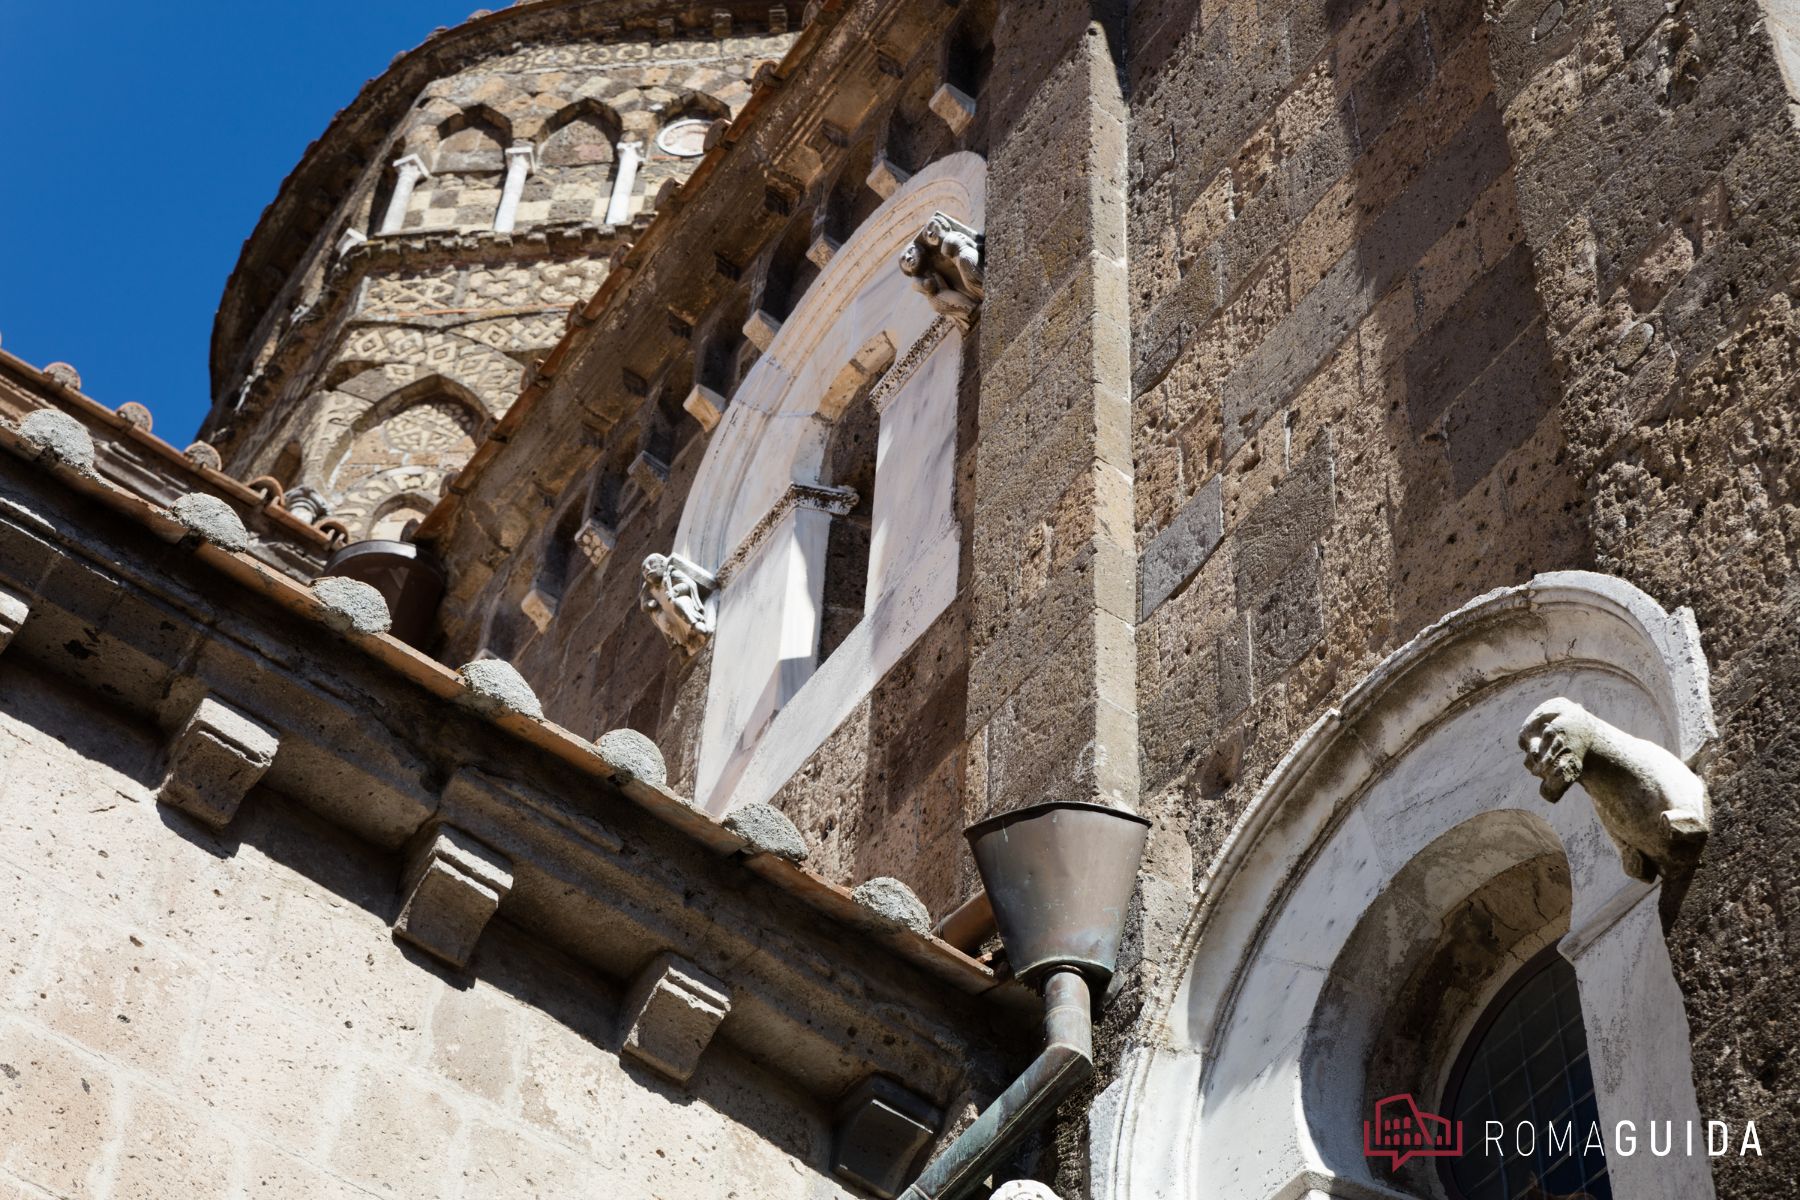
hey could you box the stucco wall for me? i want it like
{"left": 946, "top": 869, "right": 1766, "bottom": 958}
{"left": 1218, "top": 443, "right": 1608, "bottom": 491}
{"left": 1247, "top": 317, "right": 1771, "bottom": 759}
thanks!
{"left": 0, "top": 664, "right": 852, "bottom": 1199}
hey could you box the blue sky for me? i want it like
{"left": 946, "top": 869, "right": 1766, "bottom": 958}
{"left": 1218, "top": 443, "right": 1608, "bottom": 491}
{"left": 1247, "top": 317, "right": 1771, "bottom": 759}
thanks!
{"left": 0, "top": 2, "right": 478, "bottom": 444}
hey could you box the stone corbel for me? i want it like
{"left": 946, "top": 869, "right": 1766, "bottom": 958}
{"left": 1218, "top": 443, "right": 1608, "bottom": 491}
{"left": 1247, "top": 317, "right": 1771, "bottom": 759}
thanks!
{"left": 684, "top": 383, "right": 727, "bottom": 432}
{"left": 832, "top": 1075, "right": 942, "bottom": 1199}
{"left": 521, "top": 585, "right": 557, "bottom": 632}
{"left": 1519, "top": 697, "right": 1711, "bottom": 885}
{"left": 619, "top": 951, "right": 732, "bottom": 1085}
{"left": 393, "top": 825, "right": 514, "bottom": 969}
{"left": 627, "top": 450, "right": 670, "bottom": 501}
{"left": 929, "top": 83, "right": 977, "bottom": 135}
{"left": 0, "top": 587, "right": 30, "bottom": 655}
{"left": 866, "top": 154, "right": 913, "bottom": 199}
{"left": 575, "top": 516, "right": 616, "bottom": 568}
{"left": 157, "top": 696, "right": 281, "bottom": 829}
{"left": 743, "top": 308, "right": 784, "bottom": 352}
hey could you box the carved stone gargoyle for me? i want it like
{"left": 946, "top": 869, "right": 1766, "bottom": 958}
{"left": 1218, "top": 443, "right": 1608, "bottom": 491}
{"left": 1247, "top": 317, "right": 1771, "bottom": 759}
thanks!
{"left": 640, "top": 552, "right": 715, "bottom": 656}
{"left": 1518, "top": 697, "right": 1710, "bottom": 884}
{"left": 898, "top": 211, "right": 985, "bottom": 328}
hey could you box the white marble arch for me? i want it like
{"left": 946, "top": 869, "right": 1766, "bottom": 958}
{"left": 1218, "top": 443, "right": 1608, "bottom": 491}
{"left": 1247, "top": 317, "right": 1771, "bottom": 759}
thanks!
{"left": 1092, "top": 572, "right": 1719, "bottom": 1200}
{"left": 673, "top": 152, "right": 985, "bottom": 814}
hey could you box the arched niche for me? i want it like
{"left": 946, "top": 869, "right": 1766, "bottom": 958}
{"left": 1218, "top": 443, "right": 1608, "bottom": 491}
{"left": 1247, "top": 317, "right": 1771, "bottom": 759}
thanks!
{"left": 1094, "top": 572, "right": 1718, "bottom": 1200}
{"left": 672, "top": 151, "right": 985, "bottom": 814}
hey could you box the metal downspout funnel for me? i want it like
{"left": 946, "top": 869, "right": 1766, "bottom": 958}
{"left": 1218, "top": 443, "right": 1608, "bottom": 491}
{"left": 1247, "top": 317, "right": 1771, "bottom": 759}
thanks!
{"left": 897, "top": 801, "right": 1150, "bottom": 1200}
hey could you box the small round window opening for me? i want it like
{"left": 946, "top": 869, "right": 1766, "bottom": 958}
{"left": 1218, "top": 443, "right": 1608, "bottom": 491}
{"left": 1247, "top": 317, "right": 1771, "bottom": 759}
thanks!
{"left": 655, "top": 118, "right": 710, "bottom": 158}
{"left": 1439, "top": 945, "right": 1612, "bottom": 1200}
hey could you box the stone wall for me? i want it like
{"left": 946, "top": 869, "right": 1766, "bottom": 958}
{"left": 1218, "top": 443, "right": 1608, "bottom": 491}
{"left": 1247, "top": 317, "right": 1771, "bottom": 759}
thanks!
{"left": 213, "top": 22, "right": 795, "bottom": 542}
{"left": 1102, "top": 0, "right": 1800, "bottom": 1195}
{"left": 0, "top": 665, "right": 856, "bottom": 1199}
{"left": 424, "top": 0, "right": 998, "bottom": 928}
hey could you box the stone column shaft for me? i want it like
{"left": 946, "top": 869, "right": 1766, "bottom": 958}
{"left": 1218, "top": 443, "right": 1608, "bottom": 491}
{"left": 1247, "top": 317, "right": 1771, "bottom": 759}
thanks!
{"left": 605, "top": 141, "right": 644, "bottom": 227}
{"left": 494, "top": 144, "right": 536, "bottom": 234}
{"left": 380, "top": 154, "right": 430, "bottom": 235}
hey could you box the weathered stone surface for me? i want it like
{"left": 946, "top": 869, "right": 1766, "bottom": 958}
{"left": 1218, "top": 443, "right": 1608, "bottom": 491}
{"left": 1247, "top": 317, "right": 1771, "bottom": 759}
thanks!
{"left": 171, "top": 492, "right": 250, "bottom": 553}
{"left": 17, "top": 408, "right": 95, "bottom": 476}
{"left": 596, "top": 727, "right": 667, "bottom": 787}
{"left": 618, "top": 951, "right": 731, "bottom": 1085}
{"left": 851, "top": 876, "right": 932, "bottom": 935}
{"left": 157, "top": 695, "right": 281, "bottom": 828}
{"left": 457, "top": 658, "right": 544, "bottom": 720}
{"left": 722, "top": 801, "right": 808, "bottom": 862}
{"left": 311, "top": 575, "right": 393, "bottom": 636}
{"left": 392, "top": 825, "right": 514, "bottom": 969}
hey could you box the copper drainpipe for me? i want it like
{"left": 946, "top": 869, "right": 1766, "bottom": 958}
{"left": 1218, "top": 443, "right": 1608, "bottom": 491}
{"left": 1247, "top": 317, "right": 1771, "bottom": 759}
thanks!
{"left": 897, "top": 967, "right": 1093, "bottom": 1200}
{"left": 900, "top": 801, "right": 1150, "bottom": 1200}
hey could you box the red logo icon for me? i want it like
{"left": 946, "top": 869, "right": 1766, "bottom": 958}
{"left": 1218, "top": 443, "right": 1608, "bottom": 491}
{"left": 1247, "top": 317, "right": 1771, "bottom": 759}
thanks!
{"left": 1364, "top": 1094, "right": 1464, "bottom": 1168}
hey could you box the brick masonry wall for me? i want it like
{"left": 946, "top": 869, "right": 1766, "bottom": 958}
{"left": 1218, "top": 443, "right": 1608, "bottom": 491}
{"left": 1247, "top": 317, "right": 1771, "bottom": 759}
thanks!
{"left": 0, "top": 666, "right": 851, "bottom": 1199}
{"left": 1115, "top": 0, "right": 1800, "bottom": 1194}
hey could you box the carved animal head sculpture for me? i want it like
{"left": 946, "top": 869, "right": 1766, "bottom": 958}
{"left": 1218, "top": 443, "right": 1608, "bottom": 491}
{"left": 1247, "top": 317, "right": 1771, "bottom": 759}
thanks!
{"left": 1518, "top": 698, "right": 1709, "bottom": 884}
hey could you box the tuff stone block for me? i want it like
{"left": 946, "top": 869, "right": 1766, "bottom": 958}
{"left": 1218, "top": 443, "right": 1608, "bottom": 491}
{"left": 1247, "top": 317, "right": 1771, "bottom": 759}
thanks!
{"left": 619, "top": 951, "right": 731, "bottom": 1085}
{"left": 832, "top": 1075, "right": 942, "bottom": 1199}
{"left": 393, "top": 825, "right": 514, "bottom": 970}
{"left": 1139, "top": 475, "right": 1223, "bottom": 620}
{"left": 157, "top": 695, "right": 281, "bottom": 829}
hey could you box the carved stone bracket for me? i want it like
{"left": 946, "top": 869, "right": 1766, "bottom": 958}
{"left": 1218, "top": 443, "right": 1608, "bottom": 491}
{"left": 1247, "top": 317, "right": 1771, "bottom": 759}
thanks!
{"left": 0, "top": 586, "right": 29, "bottom": 655}
{"left": 157, "top": 696, "right": 281, "bottom": 829}
{"left": 619, "top": 951, "right": 732, "bottom": 1085}
{"left": 1519, "top": 697, "right": 1711, "bottom": 884}
{"left": 898, "top": 211, "right": 984, "bottom": 329}
{"left": 832, "top": 1074, "right": 943, "bottom": 1199}
{"left": 393, "top": 825, "right": 515, "bottom": 970}
{"left": 641, "top": 552, "right": 717, "bottom": 655}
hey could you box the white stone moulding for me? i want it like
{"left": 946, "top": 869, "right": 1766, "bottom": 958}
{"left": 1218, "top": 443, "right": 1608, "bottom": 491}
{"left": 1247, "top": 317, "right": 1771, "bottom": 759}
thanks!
{"left": 671, "top": 153, "right": 984, "bottom": 817}
{"left": 1091, "top": 571, "right": 1719, "bottom": 1200}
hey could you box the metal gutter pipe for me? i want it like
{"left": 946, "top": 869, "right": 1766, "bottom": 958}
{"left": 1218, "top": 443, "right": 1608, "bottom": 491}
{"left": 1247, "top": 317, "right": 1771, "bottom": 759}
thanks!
{"left": 897, "top": 968, "right": 1093, "bottom": 1200}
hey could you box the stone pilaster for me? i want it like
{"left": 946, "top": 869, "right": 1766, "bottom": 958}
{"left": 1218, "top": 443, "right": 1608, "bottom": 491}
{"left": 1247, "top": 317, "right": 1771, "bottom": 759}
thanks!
{"left": 968, "top": 3, "right": 1137, "bottom": 816}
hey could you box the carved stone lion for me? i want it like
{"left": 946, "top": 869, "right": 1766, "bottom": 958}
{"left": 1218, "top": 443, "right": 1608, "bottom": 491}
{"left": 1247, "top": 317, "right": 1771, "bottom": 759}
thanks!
{"left": 640, "top": 553, "right": 714, "bottom": 656}
{"left": 1519, "top": 697, "right": 1709, "bottom": 884}
{"left": 899, "top": 212, "right": 985, "bottom": 327}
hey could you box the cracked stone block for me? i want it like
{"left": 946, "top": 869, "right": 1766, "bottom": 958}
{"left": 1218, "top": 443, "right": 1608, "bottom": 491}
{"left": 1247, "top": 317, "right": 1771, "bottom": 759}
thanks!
{"left": 832, "top": 1075, "right": 942, "bottom": 1199}
{"left": 619, "top": 951, "right": 731, "bottom": 1085}
{"left": 683, "top": 384, "right": 726, "bottom": 432}
{"left": 929, "top": 83, "right": 976, "bottom": 135}
{"left": 157, "top": 696, "right": 281, "bottom": 829}
{"left": 0, "top": 587, "right": 30, "bottom": 654}
{"left": 393, "top": 826, "right": 514, "bottom": 969}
